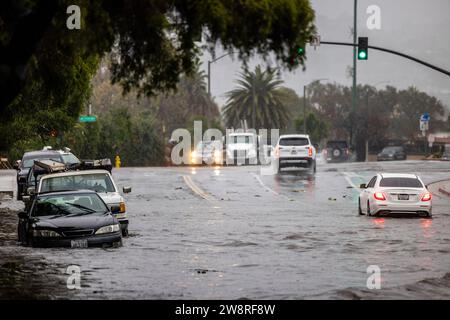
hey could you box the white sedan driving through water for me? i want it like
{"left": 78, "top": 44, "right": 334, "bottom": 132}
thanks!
{"left": 358, "top": 173, "right": 432, "bottom": 218}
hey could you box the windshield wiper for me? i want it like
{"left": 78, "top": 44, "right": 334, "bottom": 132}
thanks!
{"left": 66, "top": 203, "right": 96, "bottom": 213}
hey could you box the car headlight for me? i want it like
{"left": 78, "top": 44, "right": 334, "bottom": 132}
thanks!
{"left": 214, "top": 150, "right": 221, "bottom": 158}
{"left": 95, "top": 224, "right": 120, "bottom": 235}
{"left": 33, "top": 229, "right": 61, "bottom": 237}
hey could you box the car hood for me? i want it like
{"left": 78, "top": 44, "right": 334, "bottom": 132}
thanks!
{"left": 98, "top": 192, "right": 123, "bottom": 205}
{"left": 34, "top": 213, "right": 116, "bottom": 230}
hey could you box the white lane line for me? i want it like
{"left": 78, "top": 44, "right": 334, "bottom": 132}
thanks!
{"left": 252, "top": 174, "right": 291, "bottom": 200}
{"left": 341, "top": 171, "right": 362, "bottom": 190}
{"left": 182, "top": 175, "right": 213, "bottom": 201}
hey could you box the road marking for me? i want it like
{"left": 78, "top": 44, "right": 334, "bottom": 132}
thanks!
{"left": 341, "top": 171, "right": 364, "bottom": 190}
{"left": 252, "top": 174, "right": 291, "bottom": 200}
{"left": 182, "top": 175, "right": 213, "bottom": 201}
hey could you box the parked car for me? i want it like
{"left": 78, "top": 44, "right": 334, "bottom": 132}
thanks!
{"left": 17, "top": 190, "right": 122, "bottom": 248}
{"left": 35, "top": 169, "right": 131, "bottom": 236}
{"left": 358, "top": 173, "right": 431, "bottom": 217}
{"left": 226, "top": 132, "right": 258, "bottom": 165}
{"left": 273, "top": 134, "right": 316, "bottom": 173}
{"left": 324, "top": 140, "right": 350, "bottom": 162}
{"left": 14, "top": 147, "right": 80, "bottom": 200}
{"left": 377, "top": 146, "right": 406, "bottom": 161}
{"left": 191, "top": 140, "right": 223, "bottom": 165}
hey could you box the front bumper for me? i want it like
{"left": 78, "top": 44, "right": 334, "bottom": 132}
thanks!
{"left": 31, "top": 231, "right": 122, "bottom": 248}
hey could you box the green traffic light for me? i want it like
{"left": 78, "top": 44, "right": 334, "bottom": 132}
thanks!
{"left": 297, "top": 47, "right": 304, "bottom": 55}
{"left": 358, "top": 51, "right": 367, "bottom": 60}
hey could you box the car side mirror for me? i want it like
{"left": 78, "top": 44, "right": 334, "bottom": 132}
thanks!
{"left": 110, "top": 205, "right": 121, "bottom": 214}
{"left": 27, "top": 187, "right": 36, "bottom": 196}
{"left": 13, "top": 160, "right": 21, "bottom": 170}
{"left": 18, "top": 211, "right": 28, "bottom": 219}
{"left": 359, "top": 183, "right": 367, "bottom": 189}
{"left": 123, "top": 186, "right": 132, "bottom": 194}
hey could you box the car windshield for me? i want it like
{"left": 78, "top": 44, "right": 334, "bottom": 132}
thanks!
{"left": 196, "top": 141, "right": 220, "bottom": 151}
{"left": 379, "top": 177, "right": 423, "bottom": 188}
{"left": 33, "top": 193, "right": 108, "bottom": 217}
{"left": 279, "top": 138, "right": 309, "bottom": 146}
{"left": 326, "top": 141, "right": 348, "bottom": 148}
{"left": 230, "top": 135, "right": 253, "bottom": 144}
{"left": 382, "top": 147, "right": 401, "bottom": 153}
{"left": 40, "top": 173, "right": 116, "bottom": 193}
{"left": 61, "top": 153, "right": 80, "bottom": 164}
{"left": 22, "top": 155, "right": 62, "bottom": 168}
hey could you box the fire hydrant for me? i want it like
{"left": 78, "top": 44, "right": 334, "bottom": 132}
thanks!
{"left": 115, "top": 155, "right": 121, "bottom": 168}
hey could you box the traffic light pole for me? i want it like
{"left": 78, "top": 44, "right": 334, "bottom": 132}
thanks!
{"left": 351, "top": 0, "right": 358, "bottom": 155}
{"left": 319, "top": 41, "right": 450, "bottom": 78}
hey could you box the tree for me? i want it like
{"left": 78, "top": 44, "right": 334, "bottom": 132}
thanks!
{"left": 1, "top": 0, "right": 316, "bottom": 115}
{"left": 223, "top": 65, "right": 291, "bottom": 129}
{"left": 295, "top": 112, "right": 329, "bottom": 143}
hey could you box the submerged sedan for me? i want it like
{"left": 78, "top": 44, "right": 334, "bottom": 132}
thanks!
{"left": 18, "top": 190, "right": 122, "bottom": 248}
{"left": 358, "top": 173, "right": 432, "bottom": 218}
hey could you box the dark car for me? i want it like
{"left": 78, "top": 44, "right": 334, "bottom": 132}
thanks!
{"left": 14, "top": 147, "right": 80, "bottom": 200}
{"left": 377, "top": 146, "right": 406, "bottom": 161}
{"left": 441, "top": 150, "right": 450, "bottom": 161}
{"left": 17, "top": 190, "right": 122, "bottom": 248}
{"left": 324, "top": 140, "right": 350, "bottom": 162}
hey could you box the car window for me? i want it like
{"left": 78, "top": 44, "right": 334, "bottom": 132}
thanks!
{"left": 367, "top": 176, "right": 377, "bottom": 188}
{"left": 60, "top": 153, "right": 80, "bottom": 164}
{"left": 279, "top": 138, "right": 309, "bottom": 146}
{"left": 33, "top": 193, "right": 108, "bottom": 217}
{"left": 326, "top": 141, "right": 348, "bottom": 149}
{"left": 379, "top": 177, "right": 423, "bottom": 188}
{"left": 40, "top": 173, "right": 116, "bottom": 193}
{"left": 22, "top": 155, "right": 62, "bottom": 168}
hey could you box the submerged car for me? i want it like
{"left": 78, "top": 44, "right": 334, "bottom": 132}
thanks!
{"left": 14, "top": 147, "right": 80, "bottom": 200}
{"left": 377, "top": 146, "right": 406, "bottom": 161}
{"left": 37, "top": 169, "right": 131, "bottom": 236}
{"left": 358, "top": 173, "right": 432, "bottom": 217}
{"left": 17, "top": 190, "right": 122, "bottom": 248}
{"left": 273, "top": 134, "right": 316, "bottom": 173}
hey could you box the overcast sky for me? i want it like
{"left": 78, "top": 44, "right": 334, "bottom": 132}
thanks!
{"left": 199, "top": 0, "right": 450, "bottom": 113}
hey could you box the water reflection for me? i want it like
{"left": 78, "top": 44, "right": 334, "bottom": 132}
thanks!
{"left": 372, "top": 218, "right": 386, "bottom": 228}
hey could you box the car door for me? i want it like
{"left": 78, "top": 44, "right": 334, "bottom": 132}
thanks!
{"left": 362, "top": 176, "right": 377, "bottom": 213}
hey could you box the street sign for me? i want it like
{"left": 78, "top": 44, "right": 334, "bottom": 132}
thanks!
{"left": 79, "top": 115, "right": 97, "bottom": 123}
{"left": 420, "top": 113, "right": 430, "bottom": 122}
{"left": 420, "top": 121, "right": 429, "bottom": 131}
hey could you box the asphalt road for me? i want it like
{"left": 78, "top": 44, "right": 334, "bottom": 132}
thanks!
{"left": 1, "top": 159, "right": 450, "bottom": 299}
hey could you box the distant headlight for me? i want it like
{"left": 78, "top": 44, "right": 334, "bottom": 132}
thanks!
{"left": 33, "top": 229, "right": 61, "bottom": 238}
{"left": 388, "top": 154, "right": 394, "bottom": 157}
{"left": 95, "top": 224, "right": 120, "bottom": 235}
{"left": 214, "top": 150, "right": 221, "bottom": 158}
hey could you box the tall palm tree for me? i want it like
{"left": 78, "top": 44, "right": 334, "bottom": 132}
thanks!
{"left": 223, "top": 66, "right": 290, "bottom": 129}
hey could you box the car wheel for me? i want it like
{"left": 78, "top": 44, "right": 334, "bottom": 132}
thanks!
{"left": 122, "top": 228, "right": 129, "bottom": 237}
{"left": 358, "top": 199, "right": 364, "bottom": 215}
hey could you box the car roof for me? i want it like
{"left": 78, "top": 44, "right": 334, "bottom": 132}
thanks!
{"left": 39, "top": 169, "right": 110, "bottom": 179}
{"left": 37, "top": 189, "right": 98, "bottom": 197}
{"left": 229, "top": 132, "right": 255, "bottom": 136}
{"left": 279, "top": 134, "right": 310, "bottom": 139}
{"left": 378, "top": 173, "right": 419, "bottom": 179}
{"left": 23, "top": 149, "right": 73, "bottom": 157}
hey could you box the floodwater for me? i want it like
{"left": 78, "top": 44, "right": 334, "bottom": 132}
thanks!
{"left": 1, "top": 160, "right": 450, "bottom": 299}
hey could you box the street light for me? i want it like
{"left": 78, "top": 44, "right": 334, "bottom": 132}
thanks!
{"left": 303, "top": 78, "right": 328, "bottom": 134}
{"left": 207, "top": 51, "right": 237, "bottom": 96}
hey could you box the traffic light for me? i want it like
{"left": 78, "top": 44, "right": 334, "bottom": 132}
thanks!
{"left": 358, "top": 37, "right": 368, "bottom": 60}
{"left": 289, "top": 46, "right": 306, "bottom": 65}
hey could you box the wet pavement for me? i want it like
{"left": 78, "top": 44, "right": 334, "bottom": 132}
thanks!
{"left": 1, "top": 159, "right": 450, "bottom": 299}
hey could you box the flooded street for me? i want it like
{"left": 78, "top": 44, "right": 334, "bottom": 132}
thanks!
{"left": 2, "top": 160, "right": 450, "bottom": 299}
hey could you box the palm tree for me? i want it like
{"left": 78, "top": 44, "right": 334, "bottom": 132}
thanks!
{"left": 223, "top": 65, "right": 290, "bottom": 129}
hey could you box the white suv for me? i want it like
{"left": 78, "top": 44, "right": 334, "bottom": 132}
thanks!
{"left": 274, "top": 134, "right": 316, "bottom": 173}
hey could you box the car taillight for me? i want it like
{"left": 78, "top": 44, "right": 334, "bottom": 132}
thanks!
{"left": 119, "top": 202, "right": 126, "bottom": 213}
{"left": 374, "top": 192, "right": 386, "bottom": 201}
{"left": 421, "top": 192, "right": 432, "bottom": 202}
{"left": 308, "top": 147, "right": 313, "bottom": 157}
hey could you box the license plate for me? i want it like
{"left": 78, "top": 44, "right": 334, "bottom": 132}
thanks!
{"left": 291, "top": 149, "right": 297, "bottom": 154}
{"left": 398, "top": 194, "right": 409, "bottom": 200}
{"left": 71, "top": 239, "right": 88, "bottom": 248}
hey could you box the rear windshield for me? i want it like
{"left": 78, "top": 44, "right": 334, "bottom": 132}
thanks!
{"left": 279, "top": 138, "right": 309, "bottom": 146}
{"left": 379, "top": 177, "right": 423, "bottom": 188}
{"left": 22, "top": 155, "right": 62, "bottom": 168}
{"left": 326, "top": 141, "right": 348, "bottom": 148}
{"left": 382, "top": 147, "right": 403, "bottom": 153}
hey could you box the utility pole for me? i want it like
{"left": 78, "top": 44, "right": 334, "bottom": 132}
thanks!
{"left": 351, "top": 0, "right": 358, "bottom": 154}
{"left": 303, "top": 85, "right": 307, "bottom": 134}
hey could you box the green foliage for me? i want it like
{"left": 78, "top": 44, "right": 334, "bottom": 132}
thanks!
{"left": 295, "top": 112, "right": 329, "bottom": 143}
{"left": 223, "top": 65, "right": 291, "bottom": 129}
